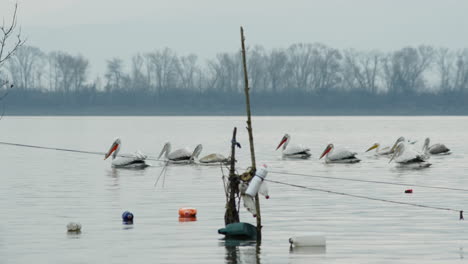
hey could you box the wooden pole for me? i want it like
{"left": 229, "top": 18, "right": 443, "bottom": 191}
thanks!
{"left": 240, "top": 26, "right": 262, "bottom": 240}
{"left": 225, "top": 127, "right": 239, "bottom": 225}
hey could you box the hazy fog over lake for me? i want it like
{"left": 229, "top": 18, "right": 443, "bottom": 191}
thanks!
{"left": 2, "top": 0, "right": 468, "bottom": 77}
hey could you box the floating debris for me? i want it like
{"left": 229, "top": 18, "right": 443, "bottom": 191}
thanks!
{"left": 218, "top": 222, "right": 257, "bottom": 240}
{"left": 179, "top": 208, "right": 197, "bottom": 218}
{"left": 289, "top": 234, "right": 326, "bottom": 247}
{"left": 66, "top": 222, "right": 82, "bottom": 232}
{"left": 122, "top": 211, "right": 134, "bottom": 224}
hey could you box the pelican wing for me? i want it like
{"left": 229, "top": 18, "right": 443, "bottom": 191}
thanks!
{"left": 394, "top": 145, "right": 427, "bottom": 164}
{"left": 429, "top": 144, "right": 450, "bottom": 154}
{"left": 112, "top": 151, "right": 147, "bottom": 168}
{"left": 168, "top": 148, "right": 192, "bottom": 161}
{"left": 284, "top": 144, "right": 310, "bottom": 156}
{"left": 328, "top": 148, "right": 357, "bottom": 161}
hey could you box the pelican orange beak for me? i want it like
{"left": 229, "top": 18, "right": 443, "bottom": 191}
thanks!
{"left": 366, "top": 143, "right": 379, "bottom": 152}
{"left": 276, "top": 136, "right": 287, "bottom": 150}
{"left": 104, "top": 142, "right": 119, "bottom": 160}
{"left": 320, "top": 145, "right": 332, "bottom": 159}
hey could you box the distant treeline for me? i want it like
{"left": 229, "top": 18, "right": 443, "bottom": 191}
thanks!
{"left": 1, "top": 44, "right": 468, "bottom": 115}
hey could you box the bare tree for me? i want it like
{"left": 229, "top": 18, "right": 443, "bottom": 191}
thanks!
{"left": 206, "top": 52, "right": 241, "bottom": 93}
{"left": 176, "top": 53, "right": 199, "bottom": 90}
{"left": 145, "top": 47, "right": 179, "bottom": 94}
{"left": 382, "top": 45, "right": 434, "bottom": 94}
{"left": 247, "top": 45, "right": 267, "bottom": 93}
{"left": 104, "top": 57, "right": 124, "bottom": 91}
{"left": 266, "top": 49, "right": 289, "bottom": 93}
{"left": 0, "top": 2, "right": 25, "bottom": 118}
{"left": 436, "top": 48, "right": 454, "bottom": 92}
{"left": 343, "top": 49, "right": 381, "bottom": 93}
{"left": 130, "top": 54, "right": 148, "bottom": 92}
{"left": 48, "top": 51, "right": 89, "bottom": 93}
{"left": 286, "top": 43, "right": 314, "bottom": 91}
{"left": 7, "top": 46, "right": 45, "bottom": 90}
{"left": 453, "top": 49, "right": 468, "bottom": 93}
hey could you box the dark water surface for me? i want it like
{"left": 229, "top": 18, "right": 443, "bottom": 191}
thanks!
{"left": 1, "top": 116, "right": 467, "bottom": 263}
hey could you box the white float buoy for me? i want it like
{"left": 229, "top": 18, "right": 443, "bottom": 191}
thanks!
{"left": 66, "top": 222, "right": 82, "bottom": 232}
{"left": 289, "top": 233, "right": 326, "bottom": 247}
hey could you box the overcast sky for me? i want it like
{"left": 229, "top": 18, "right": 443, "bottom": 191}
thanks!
{"left": 1, "top": 0, "right": 468, "bottom": 77}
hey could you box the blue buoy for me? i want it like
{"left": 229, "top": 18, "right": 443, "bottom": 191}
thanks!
{"left": 122, "top": 211, "right": 134, "bottom": 224}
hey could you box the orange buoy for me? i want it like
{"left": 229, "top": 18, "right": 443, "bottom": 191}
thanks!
{"left": 179, "top": 208, "right": 197, "bottom": 218}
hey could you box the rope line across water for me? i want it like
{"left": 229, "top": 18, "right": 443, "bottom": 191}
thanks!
{"left": 267, "top": 170, "right": 468, "bottom": 193}
{"left": 0, "top": 141, "right": 164, "bottom": 161}
{"left": 265, "top": 179, "right": 463, "bottom": 217}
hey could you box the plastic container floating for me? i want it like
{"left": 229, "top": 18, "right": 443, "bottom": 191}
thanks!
{"left": 122, "top": 211, "right": 134, "bottom": 223}
{"left": 289, "top": 233, "right": 326, "bottom": 247}
{"left": 66, "top": 222, "right": 82, "bottom": 232}
{"left": 179, "top": 208, "right": 197, "bottom": 218}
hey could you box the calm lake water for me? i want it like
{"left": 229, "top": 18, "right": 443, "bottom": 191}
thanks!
{"left": 1, "top": 116, "right": 467, "bottom": 263}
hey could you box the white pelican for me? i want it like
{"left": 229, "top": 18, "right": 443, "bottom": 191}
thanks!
{"left": 104, "top": 138, "right": 148, "bottom": 168}
{"left": 158, "top": 142, "right": 203, "bottom": 164}
{"left": 276, "top": 134, "right": 311, "bottom": 159}
{"left": 390, "top": 141, "right": 431, "bottom": 168}
{"left": 319, "top": 144, "right": 360, "bottom": 163}
{"left": 199, "top": 153, "right": 229, "bottom": 165}
{"left": 366, "top": 136, "right": 410, "bottom": 156}
{"left": 424, "top": 138, "right": 451, "bottom": 155}
{"left": 365, "top": 143, "right": 393, "bottom": 156}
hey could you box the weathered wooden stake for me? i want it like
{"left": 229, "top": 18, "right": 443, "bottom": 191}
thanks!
{"left": 240, "top": 26, "right": 262, "bottom": 240}
{"left": 224, "top": 127, "right": 240, "bottom": 225}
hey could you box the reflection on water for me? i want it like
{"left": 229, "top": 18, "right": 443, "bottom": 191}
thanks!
{"left": 221, "top": 239, "right": 260, "bottom": 264}
{"left": 66, "top": 231, "right": 82, "bottom": 239}
{"left": 289, "top": 245, "right": 326, "bottom": 255}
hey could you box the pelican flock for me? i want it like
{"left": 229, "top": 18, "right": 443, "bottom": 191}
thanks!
{"left": 104, "top": 138, "right": 148, "bottom": 168}
{"left": 104, "top": 134, "right": 449, "bottom": 169}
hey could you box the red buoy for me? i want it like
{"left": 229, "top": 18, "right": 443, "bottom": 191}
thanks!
{"left": 179, "top": 208, "right": 197, "bottom": 218}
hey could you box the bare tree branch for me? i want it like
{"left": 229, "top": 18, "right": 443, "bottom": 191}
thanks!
{"left": 0, "top": 2, "right": 26, "bottom": 67}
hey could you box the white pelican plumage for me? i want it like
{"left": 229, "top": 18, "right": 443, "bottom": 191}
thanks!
{"left": 199, "top": 153, "right": 229, "bottom": 165}
{"left": 390, "top": 141, "right": 431, "bottom": 168}
{"left": 158, "top": 142, "right": 203, "bottom": 164}
{"left": 276, "top": 134, "right": 311, "bottom": 159}
{"left": 104, "top": 138, "right": 148, "bottom": 168}
{"left": 319, "top": 143, "right": 360, "bottom": 163}
{"left": 424, "top": 138, "right": 451, "bottom": 155}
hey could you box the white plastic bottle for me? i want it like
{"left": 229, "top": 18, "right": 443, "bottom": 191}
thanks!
{"left": 245, "top": 164, "right": 268, "bottom": 197}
